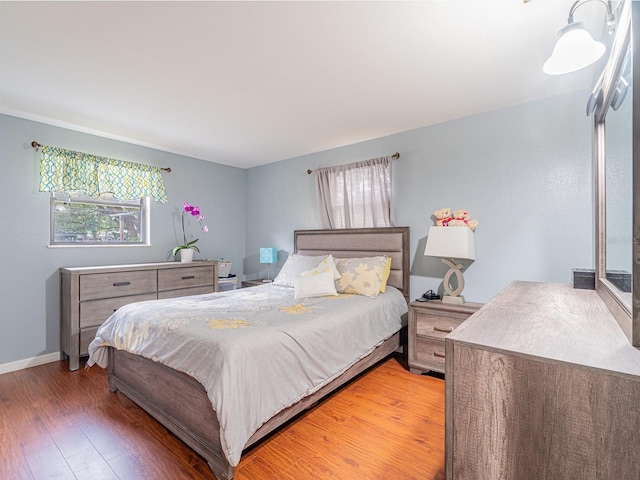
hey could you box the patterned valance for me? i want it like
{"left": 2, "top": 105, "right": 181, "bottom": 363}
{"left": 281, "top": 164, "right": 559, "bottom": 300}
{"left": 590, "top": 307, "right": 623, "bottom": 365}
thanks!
{"left": 38, "top": 145, "right": 168, "bottom": 203}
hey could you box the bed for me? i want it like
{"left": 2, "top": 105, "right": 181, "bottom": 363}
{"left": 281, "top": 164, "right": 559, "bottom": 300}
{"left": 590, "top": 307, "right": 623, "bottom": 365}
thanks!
{"left": 89, "top": 227, "right": 410, "bottom": 480}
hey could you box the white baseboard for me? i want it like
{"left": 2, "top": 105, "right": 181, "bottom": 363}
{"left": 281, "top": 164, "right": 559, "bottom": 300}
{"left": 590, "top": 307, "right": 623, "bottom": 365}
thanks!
{"left": 0, "top": 352, "right": 61, "bottom": 375}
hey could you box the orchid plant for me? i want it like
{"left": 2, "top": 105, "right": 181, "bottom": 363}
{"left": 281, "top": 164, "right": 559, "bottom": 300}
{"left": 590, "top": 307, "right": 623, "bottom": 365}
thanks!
{"left": 172, "top": 202, "right": 208, "bottom": 257}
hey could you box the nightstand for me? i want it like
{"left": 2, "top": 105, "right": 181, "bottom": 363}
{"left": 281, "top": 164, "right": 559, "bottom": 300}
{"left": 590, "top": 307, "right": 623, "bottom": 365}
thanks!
{"left": 241, "top": 279, "right": 271, "bottom": 288}
{"left": 408, "top": 300, "right": 482, "bottom": 374}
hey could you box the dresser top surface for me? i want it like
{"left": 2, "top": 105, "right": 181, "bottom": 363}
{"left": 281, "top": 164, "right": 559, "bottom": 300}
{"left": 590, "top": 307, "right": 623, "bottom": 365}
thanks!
{"left": 448, "top": 281, "right": 640, "bottom": 377}
{"left": 410, "top": 300, "right": 483, "bottom": 314}
{"left": 61, "top": 260, "right": 216, "bottom": 274}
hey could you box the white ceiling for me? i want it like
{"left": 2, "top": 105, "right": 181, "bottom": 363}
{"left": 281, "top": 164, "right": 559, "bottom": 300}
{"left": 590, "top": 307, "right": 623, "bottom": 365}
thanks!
{"left": 0, "top": 1, "right": 603, "bottom": 169}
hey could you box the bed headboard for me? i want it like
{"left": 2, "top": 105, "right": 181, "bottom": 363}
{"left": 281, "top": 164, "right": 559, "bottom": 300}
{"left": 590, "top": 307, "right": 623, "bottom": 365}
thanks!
{"left": 294, "top": 227, "right": 410, "bottom": 301}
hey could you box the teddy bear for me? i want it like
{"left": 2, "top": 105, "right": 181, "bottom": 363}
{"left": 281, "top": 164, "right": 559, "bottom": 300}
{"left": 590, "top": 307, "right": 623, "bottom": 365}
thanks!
{"left": 448, "top": 219, "right": 467, "bottom": 227}
{"left": 453, "top": 209, "right": 470, "bottom": 222}
{"left": 433, "top": 207, "right": 478, "bottom": 231}
{"left": 433, "top": 207, "right": 452, "bottom": 226}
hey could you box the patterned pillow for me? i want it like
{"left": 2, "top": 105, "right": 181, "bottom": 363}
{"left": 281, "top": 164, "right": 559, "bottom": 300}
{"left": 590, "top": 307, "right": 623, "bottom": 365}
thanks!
{"left": 380, "top": 257, "right": 392, "bottom": 293}
{"left": 272, "top": 254, "right": 328, "bottom": 287}
{"left": 294, "top": 271, "right": 338, "bottom": 299}
{"left": 335, "top": 256, "right": 389, "bottom": 298}
{"left": 300, "top": 254, "right": 341, "bottom": 281}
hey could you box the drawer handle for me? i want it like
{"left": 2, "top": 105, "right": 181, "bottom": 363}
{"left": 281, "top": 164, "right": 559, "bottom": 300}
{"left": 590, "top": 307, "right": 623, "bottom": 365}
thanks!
{"left": 434, "top": 325, "right": 454, "bottom": 333}
{"left": 182, "top": 275, "right": 196, "bottom": 280}
{"left": 434, "top": 350, "right": 446, "bottom": 359}
{"left": 113, "top": 281, "right": 131, "bottom": 287}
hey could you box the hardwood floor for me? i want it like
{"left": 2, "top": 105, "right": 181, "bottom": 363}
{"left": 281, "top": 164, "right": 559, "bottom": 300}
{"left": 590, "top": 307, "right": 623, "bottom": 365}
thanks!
{"left": 0, "top": 355, "right": 445, "bottom": 480}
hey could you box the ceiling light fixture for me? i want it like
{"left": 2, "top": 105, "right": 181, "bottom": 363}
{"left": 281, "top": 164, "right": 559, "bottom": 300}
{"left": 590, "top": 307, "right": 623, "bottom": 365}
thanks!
{"left": 543, "top": 0, "right": 616, "bottom": 75}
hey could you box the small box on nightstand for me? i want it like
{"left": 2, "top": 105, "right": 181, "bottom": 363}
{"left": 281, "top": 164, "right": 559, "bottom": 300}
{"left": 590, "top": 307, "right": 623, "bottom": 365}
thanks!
{"left": 218, "top": 277, "right": 238, "bottom": 291}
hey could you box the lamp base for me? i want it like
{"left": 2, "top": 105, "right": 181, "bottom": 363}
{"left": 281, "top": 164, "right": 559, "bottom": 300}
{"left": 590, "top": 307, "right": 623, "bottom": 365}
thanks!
{"left": 442, "top": 294, "right": 465, "bottom": 305}
{"left": 441, "top": 258, "right": 467, "bottom": 302}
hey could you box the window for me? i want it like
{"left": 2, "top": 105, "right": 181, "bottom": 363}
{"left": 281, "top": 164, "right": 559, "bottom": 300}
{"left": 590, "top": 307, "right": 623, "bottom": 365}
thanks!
{"left": 327, "top": 165, "right": 391, "bottom": 228}
{"left": 50, "top": 192, "right": 149, "bottom": 246}
{"left": 315, "top": 155, "right": 394, "bottom": 229}
{"left": 37, "top": 143, "right": 167, "bottom": 247}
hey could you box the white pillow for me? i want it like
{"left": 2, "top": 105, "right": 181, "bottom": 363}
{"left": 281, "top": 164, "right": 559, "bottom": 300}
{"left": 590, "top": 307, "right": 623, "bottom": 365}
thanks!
{"left": 294, "top": 271, "right": 338, "bottom": 299}
{"left": 300, "top": 254, "right": 341, "bottom": 281}
{"left": 273, "top": 254, "right": 328, "bottom": 287}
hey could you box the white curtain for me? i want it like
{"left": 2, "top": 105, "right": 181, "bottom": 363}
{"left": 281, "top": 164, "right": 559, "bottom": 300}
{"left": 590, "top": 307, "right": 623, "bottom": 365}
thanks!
{"left": 315, "top": 156, "right": 394, "bottom": 229}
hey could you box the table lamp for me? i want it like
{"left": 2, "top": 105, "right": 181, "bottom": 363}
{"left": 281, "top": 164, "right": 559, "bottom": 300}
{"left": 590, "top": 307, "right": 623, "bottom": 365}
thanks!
{"left": 259, "top": 247, "right": 278, "bottom": 282}
{"left": 424, "top": 226, "right": 475, "bottom": 305}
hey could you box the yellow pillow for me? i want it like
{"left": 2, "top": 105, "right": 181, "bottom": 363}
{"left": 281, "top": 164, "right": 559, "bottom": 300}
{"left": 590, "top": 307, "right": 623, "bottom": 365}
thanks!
{"left": 380, "top": 257, "right": 392, "bottom": 293}
{"left": 335, "top": 256, "right": 388, "bottom": 298}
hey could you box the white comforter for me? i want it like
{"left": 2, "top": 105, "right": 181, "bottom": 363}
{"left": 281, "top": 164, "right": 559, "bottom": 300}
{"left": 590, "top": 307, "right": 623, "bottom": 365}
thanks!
{"left": 88, "top": 284, "right": 407, "bottom": 466}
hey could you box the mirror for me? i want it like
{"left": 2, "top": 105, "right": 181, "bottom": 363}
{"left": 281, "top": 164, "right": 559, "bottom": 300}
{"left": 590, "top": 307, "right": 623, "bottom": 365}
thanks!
{"left": 593, "top": 0, "right": 637, "bottom": 345}
{"left": 604, "top": 47, "right": 632, "bottom": 302}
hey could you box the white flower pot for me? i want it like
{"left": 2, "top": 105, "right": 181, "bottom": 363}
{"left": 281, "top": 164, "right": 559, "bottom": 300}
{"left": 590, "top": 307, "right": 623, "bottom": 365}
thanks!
{"left": 180, "top": 248, "right": 194, "bottom": 263}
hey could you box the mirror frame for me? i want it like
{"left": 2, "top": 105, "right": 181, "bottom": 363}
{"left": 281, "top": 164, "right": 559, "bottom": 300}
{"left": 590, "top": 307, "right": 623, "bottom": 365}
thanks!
{"left": 594, "top": 0, "right": 637, "bottom": 345}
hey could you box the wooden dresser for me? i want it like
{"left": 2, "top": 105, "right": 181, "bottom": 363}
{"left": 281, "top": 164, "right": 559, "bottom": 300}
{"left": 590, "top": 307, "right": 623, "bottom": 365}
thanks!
{"left": 408, "top": 300, "right": 481, "bottom": 374}
{"left": 445, "top": 281, "right": 640, "bottom": 480}
{"left": 61, "top": 261, "right": 218, "bottom": 371}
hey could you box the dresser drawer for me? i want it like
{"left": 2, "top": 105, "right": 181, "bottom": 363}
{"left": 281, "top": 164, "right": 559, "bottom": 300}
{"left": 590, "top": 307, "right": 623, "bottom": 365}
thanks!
{"left": 80, "top": 293, "right": 158, "bottom": 328}
{"left": 80, "top": 271, "right": 157, "bottom": 301}
{"left": 415, "top": 336, "right": 447, "bottom": 371}
{"left": 158, "top": 265, "right": 213, "bottom": 292}
{"left": 415, "top": 312, "right": 464, "bottom": 339}
{"left": 158, "top": 285, "right": 214, "bottom": 300}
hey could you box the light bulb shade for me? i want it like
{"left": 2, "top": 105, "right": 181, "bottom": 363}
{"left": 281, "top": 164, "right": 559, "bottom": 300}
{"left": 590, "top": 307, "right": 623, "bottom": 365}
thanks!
{"left": 259, "top": 247, "right": 278, "bottom": 264}
{"left": 543, "top": 22, "right": 605, "bottom": 75}
{"left": 424, "top": 226, "right": 475, "bottom": 261}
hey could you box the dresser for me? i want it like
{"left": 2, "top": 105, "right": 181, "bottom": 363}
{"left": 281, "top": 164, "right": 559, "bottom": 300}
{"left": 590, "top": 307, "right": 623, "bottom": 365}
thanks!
{"left": 61, "top": 261, "right": 218, "bottom": 371}
{"left": 408, "top": 300, "right": 481, "bottom": 374}
{"left": 445, "top": 281, "right": 640, "bottom": 480}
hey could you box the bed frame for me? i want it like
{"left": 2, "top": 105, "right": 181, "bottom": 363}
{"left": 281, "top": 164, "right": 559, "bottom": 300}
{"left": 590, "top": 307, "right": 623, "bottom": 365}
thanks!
{"left": 107, "top": 227, "right": 410, "bottom": 479}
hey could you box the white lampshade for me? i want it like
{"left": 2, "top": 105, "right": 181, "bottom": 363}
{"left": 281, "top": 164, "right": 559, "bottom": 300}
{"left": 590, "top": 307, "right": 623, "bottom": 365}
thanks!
{"left": 424, "top": 226, "right": 475, "bottom": 260}
{"left": 543, "top": 22, "right": 605, "bottom": 75}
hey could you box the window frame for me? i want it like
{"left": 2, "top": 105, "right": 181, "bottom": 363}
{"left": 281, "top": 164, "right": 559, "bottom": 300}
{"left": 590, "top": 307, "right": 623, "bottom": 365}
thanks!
{"left": 48, "top": 193, "right": 151, "bottom": 247}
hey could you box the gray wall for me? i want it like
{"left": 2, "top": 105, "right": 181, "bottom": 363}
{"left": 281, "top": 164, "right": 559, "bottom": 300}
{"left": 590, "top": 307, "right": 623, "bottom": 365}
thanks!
{"left": 245, "top": 90, "right": 594, "bottom": 303}
{"left": 0, "top": 113, "right": 246, "bottom": 365}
